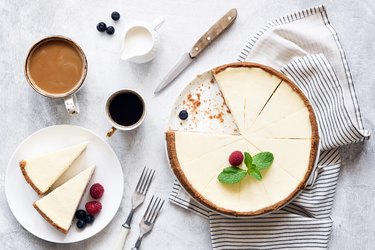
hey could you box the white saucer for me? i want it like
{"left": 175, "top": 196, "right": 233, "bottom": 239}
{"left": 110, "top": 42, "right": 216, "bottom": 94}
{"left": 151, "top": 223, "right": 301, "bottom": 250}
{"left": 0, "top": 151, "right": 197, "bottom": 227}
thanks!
{"left": 5, "top": 125, "right": 124, "bottom": 243}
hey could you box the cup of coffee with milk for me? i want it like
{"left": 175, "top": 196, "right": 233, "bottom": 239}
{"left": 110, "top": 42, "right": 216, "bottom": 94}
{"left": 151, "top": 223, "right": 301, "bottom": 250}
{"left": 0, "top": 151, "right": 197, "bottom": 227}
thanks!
{"left": 25, "top": 36, "right": 87, "bottom": 115}
{"left": 120, "top": 17, "right": 164, "bottom": 63}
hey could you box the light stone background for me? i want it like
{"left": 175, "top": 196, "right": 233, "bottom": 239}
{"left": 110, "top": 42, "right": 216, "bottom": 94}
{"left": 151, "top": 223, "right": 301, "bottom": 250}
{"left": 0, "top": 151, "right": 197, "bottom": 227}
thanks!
{"left": 1, "top": 0, "right": 374, "bottom": 249}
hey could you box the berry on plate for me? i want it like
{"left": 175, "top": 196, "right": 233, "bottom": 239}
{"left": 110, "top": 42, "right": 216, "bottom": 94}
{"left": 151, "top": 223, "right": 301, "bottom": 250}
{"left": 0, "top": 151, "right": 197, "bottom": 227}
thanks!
{"left": 85, "top": 201, "right": 102, "bottom": 215}
{"left": 84, "top": 214, "right": 95, "bottom": 224}
{"left": 178, "top": 110, "right": 188, "bottom": 120}
{"left": 77, "top": 220, "right": 86, "bottom": 229}
{"left": 75, "top": 209, "right": 87, "bottom": 220}
{"left": 90, "top": 183, "right": 105, "bottom": 199}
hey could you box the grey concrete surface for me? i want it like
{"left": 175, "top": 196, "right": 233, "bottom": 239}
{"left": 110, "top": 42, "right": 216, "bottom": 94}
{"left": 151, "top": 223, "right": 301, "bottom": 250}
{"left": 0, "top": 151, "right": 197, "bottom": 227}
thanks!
{"left": 0, "top": 0, "right": 374, "bottom": 249}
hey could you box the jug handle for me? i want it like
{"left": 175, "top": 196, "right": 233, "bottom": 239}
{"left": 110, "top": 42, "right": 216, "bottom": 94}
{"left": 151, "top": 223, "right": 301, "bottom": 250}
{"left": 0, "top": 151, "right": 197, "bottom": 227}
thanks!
{"left": 151, "top": 16, "right": 165, "bottom": 30}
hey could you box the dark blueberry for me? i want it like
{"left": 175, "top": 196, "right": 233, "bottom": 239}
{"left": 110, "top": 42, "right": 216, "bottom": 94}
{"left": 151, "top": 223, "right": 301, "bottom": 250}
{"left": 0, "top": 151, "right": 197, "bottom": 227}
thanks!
{"left": 84, "top": 214, "right": 95, "bottom": 224}
{"left": 111, "top": 11, "right": 120, "bottom": 21}
{"left": 178, "top": 110, "right": 188, "bottom": 120}
{"left": 75, "top": 209, "right": 87, "bottom": 220}
{"left": 106, "top": 26, "right": 115, "bottom": 35}
{"left": 76, "top": 220, "right": 86, "bottom": 229}
{"left": 96, "top": 22, "right": 107, "bottom": 32}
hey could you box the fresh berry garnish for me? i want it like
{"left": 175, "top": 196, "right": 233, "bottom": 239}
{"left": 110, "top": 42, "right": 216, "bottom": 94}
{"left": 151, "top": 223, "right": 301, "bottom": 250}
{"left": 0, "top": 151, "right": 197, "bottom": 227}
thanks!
{"left": 96, "top": 22, "right": 107, "bottom": 32}
{"left": 179, "top": 110, "right": 188, "bottom": 120}
{"left": 90, "top": 183, "right": 105, "bottom": 199}
{"left": 84, "top": 214, "right": 95, "bottom": 224}
{"left": 75, "top": 209, "right": 87, "bottom": 220}
{"left": 228, "top": 151, "right": 244, "bottom": 166}
{"left": 76, "top": 220, "right": 86, "bottom": 229}
{"left": 106, "top": 26, "right": 115, "bottom": 35}
{"left": 85, "top": 201, "right": 102, "bottom": 215}
{"left": 111, "top": 11, "right": 120, "bottom": 21}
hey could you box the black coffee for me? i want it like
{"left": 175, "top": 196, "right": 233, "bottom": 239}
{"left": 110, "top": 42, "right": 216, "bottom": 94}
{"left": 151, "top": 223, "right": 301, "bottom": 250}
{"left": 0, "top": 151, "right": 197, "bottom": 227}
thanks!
{"left": 109, "top": 92, "right": 144, "bottom": 126}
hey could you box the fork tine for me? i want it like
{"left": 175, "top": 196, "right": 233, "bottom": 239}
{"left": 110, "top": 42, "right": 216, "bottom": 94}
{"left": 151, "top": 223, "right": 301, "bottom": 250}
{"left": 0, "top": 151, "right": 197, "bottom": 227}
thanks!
{"left": 135, "top": 167, "right": 147, "bottom": 192}
{"left": 145, "top": 197, "right": 159, "bottom": 222}
{"left": 143, "top": 195, "right": 154, "bottom": 219}
{"left": 150, "top": 199, "right": 164, "bottom": 223}
{"left": 141, "top": 169, "right": 155, "bottom": 195}
{"left": 137, "top": 167, "right": 150, "bottom": 193}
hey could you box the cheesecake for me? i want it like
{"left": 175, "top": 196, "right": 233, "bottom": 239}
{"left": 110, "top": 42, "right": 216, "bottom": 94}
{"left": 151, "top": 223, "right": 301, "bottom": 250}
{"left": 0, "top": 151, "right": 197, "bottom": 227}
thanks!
{"left": 213, "top": 65, "right": 282, "bottom": 131}
{"left": 20, "top": 142, "right": 88, "bottom": 195}
{"left": 166, "top": 62, "right": 319, "bottom": 216}
{"left": 33, "top": 166, "right": 95, "bottom": 234}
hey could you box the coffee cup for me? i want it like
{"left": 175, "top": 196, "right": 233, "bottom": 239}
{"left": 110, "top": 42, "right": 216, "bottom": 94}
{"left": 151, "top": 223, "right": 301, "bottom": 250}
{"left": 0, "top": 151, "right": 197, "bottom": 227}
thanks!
{"left": 105, "top": 89, "right": 146, "bottom": 137}
{"left": 24, "top": 36, "right": 88, "bottom": 115}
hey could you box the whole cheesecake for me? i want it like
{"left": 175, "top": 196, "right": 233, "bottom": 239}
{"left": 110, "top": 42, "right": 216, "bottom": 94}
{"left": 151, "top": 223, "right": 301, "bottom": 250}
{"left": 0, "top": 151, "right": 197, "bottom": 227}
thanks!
{"left": 166, "top": 62, "right": 319, "bottom": 216}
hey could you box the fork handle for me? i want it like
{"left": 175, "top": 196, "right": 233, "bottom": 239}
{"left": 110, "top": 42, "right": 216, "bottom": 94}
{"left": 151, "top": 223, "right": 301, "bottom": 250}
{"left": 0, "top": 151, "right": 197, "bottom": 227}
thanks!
{"left": 131, "top": 236, "right": 143, "bottom": 250}
{"left": 113, "top": 226, "right": 130, "bottom": 250}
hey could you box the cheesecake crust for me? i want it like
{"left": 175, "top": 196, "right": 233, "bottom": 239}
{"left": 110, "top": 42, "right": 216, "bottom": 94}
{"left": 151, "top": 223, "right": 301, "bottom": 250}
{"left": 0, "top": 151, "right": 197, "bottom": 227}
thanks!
{"left": 166, "top": 62, "right": 320, "bottom": 217}
{"left": 19, "top": 160, "right": 43, "bottom": 196}
{"left": 33, "top": 202, "right": 68, "bottom": 234}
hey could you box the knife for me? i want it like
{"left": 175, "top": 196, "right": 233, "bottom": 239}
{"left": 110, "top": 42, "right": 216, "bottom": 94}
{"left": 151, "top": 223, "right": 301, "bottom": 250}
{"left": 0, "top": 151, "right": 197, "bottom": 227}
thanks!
{"left": 154, "top": 8, "right": 238, "bottom": 94}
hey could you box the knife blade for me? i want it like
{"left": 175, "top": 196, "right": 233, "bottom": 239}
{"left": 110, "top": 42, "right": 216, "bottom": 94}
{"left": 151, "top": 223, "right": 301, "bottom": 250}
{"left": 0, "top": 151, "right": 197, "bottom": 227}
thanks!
{"left": 154, "top": 8, "right": 237, "bottom": 94}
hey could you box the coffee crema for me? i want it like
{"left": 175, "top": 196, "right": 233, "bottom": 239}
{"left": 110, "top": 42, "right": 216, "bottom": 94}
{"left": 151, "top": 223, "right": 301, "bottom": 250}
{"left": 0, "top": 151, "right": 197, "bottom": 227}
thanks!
{"left": 26, "top": 38, "right": 85, "bottom": 95}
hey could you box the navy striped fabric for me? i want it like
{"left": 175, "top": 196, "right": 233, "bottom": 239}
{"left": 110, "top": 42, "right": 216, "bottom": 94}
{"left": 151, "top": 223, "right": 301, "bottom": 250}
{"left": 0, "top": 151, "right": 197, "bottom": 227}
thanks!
{"left": 170, "top": 5, "right": 369, "bottom": 249}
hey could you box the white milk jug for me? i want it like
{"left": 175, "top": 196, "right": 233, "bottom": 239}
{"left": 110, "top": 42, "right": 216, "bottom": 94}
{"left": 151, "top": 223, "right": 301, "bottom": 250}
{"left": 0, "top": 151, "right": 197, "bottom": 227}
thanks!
{"left": 120, "top": 17, "right": 164, "bottom": 63}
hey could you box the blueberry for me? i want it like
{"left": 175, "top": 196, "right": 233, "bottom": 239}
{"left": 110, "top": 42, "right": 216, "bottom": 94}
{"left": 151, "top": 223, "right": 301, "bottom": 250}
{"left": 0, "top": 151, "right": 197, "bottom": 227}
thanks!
{"left": 75, "top": 209, "right": 87, "bottom": 220}
{"left": 106, "top": 26, "right": 115, "bottom": 35}
{"left": 84, "top": 214, "right": 95, "bottom": 224}
{"left": 77, "top": 220, "right": 86, "bottom": 229}
{"left": 111, "top": 11, "right": 120, "bottom": 21}
{"left": 179, "top": 110, "right": 188, "bottom": 120}
{"left": 96, "top": 22, "right": 107, "bottom": 32}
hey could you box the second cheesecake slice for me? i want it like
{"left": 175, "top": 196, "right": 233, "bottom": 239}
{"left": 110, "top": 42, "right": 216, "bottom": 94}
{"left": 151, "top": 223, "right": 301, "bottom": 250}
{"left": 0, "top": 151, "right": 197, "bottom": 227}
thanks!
{"left": 20, "top": 142, "right": 88, "bottom": 195}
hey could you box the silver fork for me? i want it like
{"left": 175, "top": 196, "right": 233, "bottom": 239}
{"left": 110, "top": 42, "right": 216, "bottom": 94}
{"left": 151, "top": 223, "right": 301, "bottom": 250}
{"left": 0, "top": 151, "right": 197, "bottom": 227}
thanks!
{"left": 131, "top": 196, "right": 165, "bottom": 250}
{"left": 113, "top": 167, "right": 155, "bottom": 250}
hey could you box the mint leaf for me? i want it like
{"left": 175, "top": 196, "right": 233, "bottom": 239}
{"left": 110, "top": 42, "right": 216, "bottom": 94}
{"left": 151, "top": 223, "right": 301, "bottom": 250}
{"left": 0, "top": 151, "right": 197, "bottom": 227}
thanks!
{"left": 252, "top": 152, "right": 274, "bottom": 169}
{"left": 248, "top": 167, "right": 262, "bottom": 180}
{"left": 218, "top": 167, "right": 247, "bottom": 184}
{"left": 244, "top": 152, "right": 252, "bottom": 168}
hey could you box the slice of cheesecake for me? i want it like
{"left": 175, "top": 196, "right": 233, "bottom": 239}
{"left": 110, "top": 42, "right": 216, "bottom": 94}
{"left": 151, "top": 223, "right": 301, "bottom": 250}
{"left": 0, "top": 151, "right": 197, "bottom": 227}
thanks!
{"left": 166, "top": 131, "right": 242, "bottom": 166}
{"left": 212, "top": 64, "right": 282, "bottom": 131}
{"left": 245, "top": 80, "right": 309, "bottom": 133}
{"left": 33, "top": 166, "right": 95, "bottom": 234}
{"left": 20, "top": 142, "right": 88, "bottom": 195}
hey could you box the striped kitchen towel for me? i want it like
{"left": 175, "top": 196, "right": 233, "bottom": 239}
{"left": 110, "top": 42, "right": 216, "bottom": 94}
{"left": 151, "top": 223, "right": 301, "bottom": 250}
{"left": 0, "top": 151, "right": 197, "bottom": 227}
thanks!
{"left": 169, "top": 5, "right": 370, "bottom": 249}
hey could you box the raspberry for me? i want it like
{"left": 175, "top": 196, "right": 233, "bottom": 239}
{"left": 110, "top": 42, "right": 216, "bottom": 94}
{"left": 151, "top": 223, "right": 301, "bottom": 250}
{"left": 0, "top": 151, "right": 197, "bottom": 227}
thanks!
{"left": 228, "top": 151, "right": 244, "bottom": 166}
{"left": 90, "top": 183, "right": 104, "bottom": 199}
{"left": 85, "top": 201, "right": 102, "bottom": 215}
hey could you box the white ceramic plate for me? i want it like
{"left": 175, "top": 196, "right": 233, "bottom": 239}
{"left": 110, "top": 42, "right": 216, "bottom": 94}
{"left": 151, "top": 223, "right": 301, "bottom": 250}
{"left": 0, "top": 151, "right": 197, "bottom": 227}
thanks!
{"left": 165, "top": 67, "right": 320, "bottom": 218}
{"left": 5, "top": 125, "right": 124, "bottom": 243}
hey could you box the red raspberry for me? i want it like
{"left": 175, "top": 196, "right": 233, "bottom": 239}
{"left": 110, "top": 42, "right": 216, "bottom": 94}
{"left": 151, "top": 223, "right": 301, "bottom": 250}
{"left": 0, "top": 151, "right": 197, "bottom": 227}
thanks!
{"left": 85, "top": 201, "right": 102, "bottom": 215}
{"left": 228, "top": 151, "right": 244, "bottom": 166}
{"left": 90, "top": 183, "right": 104, "bottom": 199}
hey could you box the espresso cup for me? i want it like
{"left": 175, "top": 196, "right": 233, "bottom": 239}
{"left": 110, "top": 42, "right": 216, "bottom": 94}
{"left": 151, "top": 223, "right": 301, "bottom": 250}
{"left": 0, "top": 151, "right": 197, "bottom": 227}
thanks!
{"left": 24, "top": 36, "right": 88, "bottom": 115}
{"left": 105, "top": 89, "right": 146, "bottom": 137}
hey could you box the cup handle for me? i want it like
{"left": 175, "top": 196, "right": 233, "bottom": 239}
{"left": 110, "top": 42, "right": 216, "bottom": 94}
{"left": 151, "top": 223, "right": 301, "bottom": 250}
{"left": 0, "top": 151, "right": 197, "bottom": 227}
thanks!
{"left": 64, "top": 94, "right": 79, "bottom": 115}
{"left": 151, "top": 16, "right": 165, "bottom": 30}
{"left": 106, "top": 127, "right": 117, "bottom": 137}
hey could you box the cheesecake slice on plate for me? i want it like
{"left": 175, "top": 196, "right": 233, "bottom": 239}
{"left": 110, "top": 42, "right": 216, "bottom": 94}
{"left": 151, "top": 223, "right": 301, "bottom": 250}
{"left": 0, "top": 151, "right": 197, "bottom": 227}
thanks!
{"left": 20, "top": 142, "right": 88, "bottom": 195}
{"left": 33, "top": 166, "right": 95, "bottom": 234}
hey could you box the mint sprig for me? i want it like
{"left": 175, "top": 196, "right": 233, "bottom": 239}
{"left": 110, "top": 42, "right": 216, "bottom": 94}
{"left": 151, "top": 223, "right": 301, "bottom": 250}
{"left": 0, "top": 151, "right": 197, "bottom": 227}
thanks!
{"left": 217, "top": 151, "right": 274, "bottom": 184}
{"left": 218, "top": 167, "right": 247, "bottom": 184}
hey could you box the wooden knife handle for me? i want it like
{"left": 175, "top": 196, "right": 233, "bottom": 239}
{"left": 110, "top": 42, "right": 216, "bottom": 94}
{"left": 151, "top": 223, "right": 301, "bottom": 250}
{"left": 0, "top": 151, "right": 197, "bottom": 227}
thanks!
{"left": 189, "top": 8, "right": 237, "bottom": 58}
